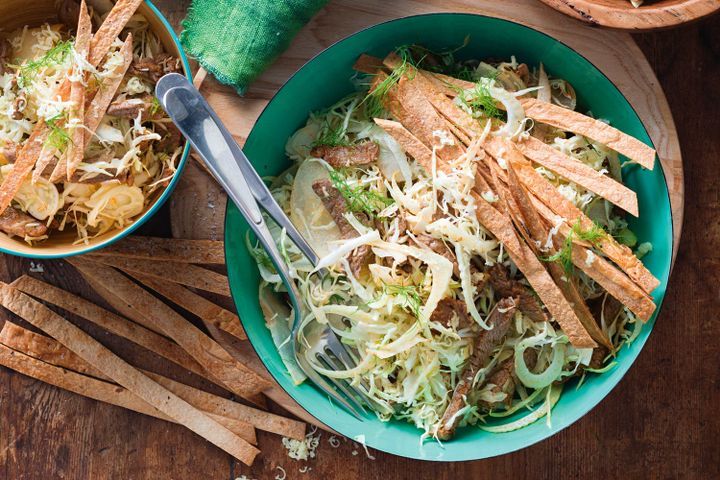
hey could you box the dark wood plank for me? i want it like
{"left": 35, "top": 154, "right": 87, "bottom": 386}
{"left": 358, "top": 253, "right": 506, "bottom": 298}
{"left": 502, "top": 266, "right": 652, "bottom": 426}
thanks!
{"left": 1, "top": 1, "right": 718, "bottom": 479}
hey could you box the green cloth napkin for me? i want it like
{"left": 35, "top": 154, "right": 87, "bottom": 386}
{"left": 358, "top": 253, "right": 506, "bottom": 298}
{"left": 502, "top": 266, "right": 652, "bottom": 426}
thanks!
{"left": 181, "top": 0, "right": 329, "bottom": 94}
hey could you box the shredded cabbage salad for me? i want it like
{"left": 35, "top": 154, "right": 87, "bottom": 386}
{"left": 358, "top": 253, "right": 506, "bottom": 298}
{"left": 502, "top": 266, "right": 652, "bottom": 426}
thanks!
{"left": 0, "top": 13, "right": 181, "bottom": 245}
{"left": 250, "top": 48, "right": 648, "bottom": 440}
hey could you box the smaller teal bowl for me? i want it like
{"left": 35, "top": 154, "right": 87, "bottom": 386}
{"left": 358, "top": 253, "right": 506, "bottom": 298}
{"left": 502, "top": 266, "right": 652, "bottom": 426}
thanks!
{"left": 0, "top": 0, "right": 191, "bottom": 259}
{"left": 225, "top": 13, "right": 673, "bottom": 461}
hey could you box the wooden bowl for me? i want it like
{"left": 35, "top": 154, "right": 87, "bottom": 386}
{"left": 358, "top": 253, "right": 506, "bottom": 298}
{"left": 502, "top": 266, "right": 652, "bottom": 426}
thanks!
{"left": 537, "top": 0, "right": 720, "bottom": 30}
{"left": 0, "top": 0, "right": 190, "bottom": 258}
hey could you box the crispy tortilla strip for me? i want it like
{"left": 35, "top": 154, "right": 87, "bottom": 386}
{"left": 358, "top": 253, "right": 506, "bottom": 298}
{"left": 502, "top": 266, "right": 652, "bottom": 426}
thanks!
{"left": 416, "top": 71, "right": 484, "bottom": 139}
{"left": 145, "top": 371, "right": 305, "bottom": 440}
{"left": 64, "top": 0, "right": 92, "bottom": 180}
{"left": 471, "top": 191, "right": 596, "bottom": 348}
{"left": 0, "top": 343, "right": 173, "bottom": 420}
{"left": 68, "top": 258, "right": 272, "bottom": 402}
{"left": 84, "top": 34, "right": 134, "bottom": 145}
{"left": 509, "top": 159, "right": 660, "bottom": 294}
{"left": 0, "top": 322, "right": 257, "bottom": 443}
{"left": 373, "top": 118, "right": 435, "bottom": 173}
{"left": 520, "top": 98, "right": 656, "bottom": 170}
{"left": 0, "top": 122, "right": 48, "bottom": 214}
{"left": 570, "top": 245, "right": 656, "bottom": 321}
{"left": 89, "top": 0, "right": 143, "bottom": 66}
{"left": 9, "top": 275, "right": 217, "bottom": 381}
{"left": 89, "top": 256, "right": 231, "bottom": 296}
{"left": 433, "top": 86, "right": 639, "bottom": 215}
{"left": 381, "top": 53, "right": 464, "bottom": 162}
{"left": 90, "top": 236, "right": 226, "bottom": 264}
{"left": 513, "top": 135, "right": 639, "bottom": 216}
{"left": 127, "top": 271, "right": 246, "bottom": 341}
{"left": 505, "top": 160, "right": 612, "bottom": 349}
{"left": 2, "top": 322, "right": 302, "bottom": 441}
{"left": 352, "top": 53, "right": 385, "bottom": 74}
{"left": 1, "top": 320, "right": 105, "bottom": 378}
{"left": 0, "top": 284, "right": 259, "bottom": 465}
{"left": 32, "top": 135, "right": 59, "bottom": 183}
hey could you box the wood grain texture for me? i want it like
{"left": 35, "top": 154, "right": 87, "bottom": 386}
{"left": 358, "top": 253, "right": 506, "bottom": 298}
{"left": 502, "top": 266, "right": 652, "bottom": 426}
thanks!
{"left": 3, "top": 0, "right": 718, "bottom": 479}
{"left": 539, "top": 0, "right": 720, "bottom": 31}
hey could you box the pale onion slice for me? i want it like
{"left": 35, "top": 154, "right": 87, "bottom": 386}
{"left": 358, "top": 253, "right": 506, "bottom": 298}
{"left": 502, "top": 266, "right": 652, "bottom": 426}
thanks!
{"left": 479, "top": 384, "right": 563, "bottom": 433}
{"left": 366, "top": 125, "right": 413, "bottom": 184}
{"left": 84, "top": 183, "right": 144, "bottom": 227}
{"left": 289, "top": 159, "right": 343, "bottom": 258}
{"left": 537, "top": 63, "right": 551, "bottom": 103}
{"left": 1, "top": 165, "right": 60, "bottom": 220}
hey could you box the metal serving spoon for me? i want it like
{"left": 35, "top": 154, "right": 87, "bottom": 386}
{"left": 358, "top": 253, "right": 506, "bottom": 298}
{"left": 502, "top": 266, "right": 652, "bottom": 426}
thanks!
{"left": 155, "top": 73, "right": 371, "bottom": 418}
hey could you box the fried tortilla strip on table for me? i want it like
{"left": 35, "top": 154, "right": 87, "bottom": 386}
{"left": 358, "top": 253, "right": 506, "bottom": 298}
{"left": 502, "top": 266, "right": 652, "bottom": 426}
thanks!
{"left": 88, "top": 256, "right": 231, "bottom": 296}
{"left": 437, "top": 298, "right": 517, "bottom": 440}
{"left": 68, "top": 258, "right": 272, "bottom": 403}
{"left": 0, "top": 283, "right": 259, "bottom": 465}
{"left": 504, "top": 159, "right": 612, "bottom": 349}
{"left": 84, "top": 34, "right": 134, "bottom": 144}
{"left": 126, "top": 271, "right": 247, "bottom": 341}
{"left": 9, "top": 275, "right": 215, "bottom": 380}
{"left": 0, "top": 320, "right": 105, "bottom": 379}
{"left": 63, "top": 0, "right": 92, "bottom": 180}
{"left": 1, "top": 321, "right": 304, "bottom": 440}
{"left": 471, "top": 191, "right": 596, "bottom": 348}
{"left": 483, "top": 137, "right": 659, "bottom": 294}
{"left": 520, "top": 98, "right": 656, "bottom": 170}
{"left": 90, "top": 235, "right": 226, "bottom": 264}
{"left": 0, "top": 322, "right": 257, "bottom": 443}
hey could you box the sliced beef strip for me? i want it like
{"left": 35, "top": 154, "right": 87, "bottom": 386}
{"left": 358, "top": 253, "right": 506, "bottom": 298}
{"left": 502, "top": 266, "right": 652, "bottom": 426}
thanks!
{"left": 414, "top": 234, "right": 459, "bottom": 276}
{"left": 310, "top": 140, "right": 379, "bottom": 168}
{"left": 437, "top": 297, "right": 517, "bottom": 440}
{"left": 589, "top": 295, "right": 624, "bottom": 326}
{"left": 312, "top": 179, "right": 373, "bottom": 277}
{"left": 488, "top": 263, "right": 548, "bottom": 323}
{"left": 0, "top": 207, "right": 48, "bottom": 238}
{"left": 430, "top": 297, "right": 471, "bottom": 329}
{"left": 106, "top": 95, "right": 159, "bottom": 120}
{"left": 130, "top": 54, "right": 181, "bottom": 84}
{"left": 156, "top": 124, "right": 182, "bottom": 153}
{"left": 480, "top": 349, "right": 538, "bottom": 409}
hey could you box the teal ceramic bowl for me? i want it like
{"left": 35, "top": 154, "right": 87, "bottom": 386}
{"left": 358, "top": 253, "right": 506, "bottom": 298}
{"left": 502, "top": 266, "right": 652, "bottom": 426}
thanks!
{"left": 225, "top": 13, "right": 673, "bottom": 461}
{"left": 0, "top": 0, "right": 191, "bottom": 259}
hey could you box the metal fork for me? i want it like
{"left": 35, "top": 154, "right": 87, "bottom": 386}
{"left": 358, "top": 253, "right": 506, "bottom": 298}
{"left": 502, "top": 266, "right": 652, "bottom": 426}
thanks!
{"left": 156, "top": 73, "right": 372, "bottom": 418}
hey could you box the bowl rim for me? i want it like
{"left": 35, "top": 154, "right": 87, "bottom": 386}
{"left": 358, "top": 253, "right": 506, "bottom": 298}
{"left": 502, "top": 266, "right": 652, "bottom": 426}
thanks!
{"left": 225, "top": 12, "right": 675, "bottom": 461}
{"left": 0, "top": 0, "right": 192, "bottom": 259}
{"left": 537, "top": 0, "right": 720, "bottom": 31}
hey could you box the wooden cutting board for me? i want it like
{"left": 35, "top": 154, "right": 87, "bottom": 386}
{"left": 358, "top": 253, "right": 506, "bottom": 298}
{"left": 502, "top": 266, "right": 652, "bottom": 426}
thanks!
{"left": 170, "top": 0, "right": 683, "bottom": 425}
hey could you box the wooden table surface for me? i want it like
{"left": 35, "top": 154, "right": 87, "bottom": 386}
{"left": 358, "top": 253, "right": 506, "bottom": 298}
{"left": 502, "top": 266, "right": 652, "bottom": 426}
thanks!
{"left": 1, "top": 2, "right": 719, "bottom": 479}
